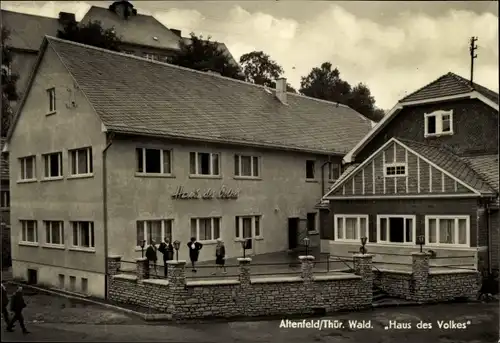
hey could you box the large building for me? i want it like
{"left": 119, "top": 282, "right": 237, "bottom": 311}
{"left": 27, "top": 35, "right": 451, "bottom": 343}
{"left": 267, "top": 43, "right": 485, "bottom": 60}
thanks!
{"left": 320, "top": 72, "right": 499, "bottom": 273}
{"left": 4, "top": 37, "right": 371, "bottom": 297}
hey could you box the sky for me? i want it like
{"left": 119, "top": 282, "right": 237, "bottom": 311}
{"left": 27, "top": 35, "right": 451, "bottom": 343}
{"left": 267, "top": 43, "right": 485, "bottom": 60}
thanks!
{"left": 1, "top": 1, "right": 498, "bottom": 110}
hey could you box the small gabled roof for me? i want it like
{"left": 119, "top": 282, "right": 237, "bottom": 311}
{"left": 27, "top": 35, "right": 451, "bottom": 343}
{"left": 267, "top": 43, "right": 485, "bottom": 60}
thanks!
{"left": 6, "top": 37, "right": 372, "bottom": 156}
{"left": 462, "top": 155, "right": 499, "bottom": 192}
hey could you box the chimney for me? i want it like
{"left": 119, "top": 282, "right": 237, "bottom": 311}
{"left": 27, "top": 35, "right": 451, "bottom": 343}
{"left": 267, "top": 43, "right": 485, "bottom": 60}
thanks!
{"left": 109, "top": 1, "right": 136, "bottom": 20}
{"left": 275, "top": 77, "right": 287, "bottom": 104}
{"left": 58, "top": 12, "right": 76, "bottom": 25}
{"left": 171, "top": 29, "right": 182, "bottom": 37}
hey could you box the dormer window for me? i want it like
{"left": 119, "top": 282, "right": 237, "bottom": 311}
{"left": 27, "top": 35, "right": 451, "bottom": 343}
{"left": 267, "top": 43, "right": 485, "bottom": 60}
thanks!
{"left": 144, "top": 53, "right": 157, "bottom": 61}
{"left": 424, "top": 110, "right": 453, "bottom": 137}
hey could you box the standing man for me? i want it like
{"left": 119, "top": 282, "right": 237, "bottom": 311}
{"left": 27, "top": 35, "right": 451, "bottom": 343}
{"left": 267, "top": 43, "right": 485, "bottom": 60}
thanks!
{"left": 6, "top": 286, "right": 29, "bottom": 334}
{"left": 1, "top": 283, "right": 11, "bottom": 327}
{"left": 187, "top": 237, "right": 203, "bottom": 272}
{"left": 145, "top": 240, "right": 158, "bottom": 276}
{"left": 158, "top": 238, "right": 174, "bottom": 277}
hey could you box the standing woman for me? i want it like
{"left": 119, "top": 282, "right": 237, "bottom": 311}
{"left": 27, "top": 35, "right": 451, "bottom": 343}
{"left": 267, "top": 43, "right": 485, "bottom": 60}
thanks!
{"left": 212, "top": 238, "right": 227, "bottom": 275}
{"left": 187, "top": 237, "right": 203, "bottom": 272}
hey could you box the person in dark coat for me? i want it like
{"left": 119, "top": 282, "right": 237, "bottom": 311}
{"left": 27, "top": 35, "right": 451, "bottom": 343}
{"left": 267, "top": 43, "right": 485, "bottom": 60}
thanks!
{"left": 158, "top": 238, "right": 174, "bottom": 277}
{"left": 211, "top": 238, "right": 227, "bottom": 275}
{"left": 145, "top": 240, "right": 158, "bottom": 276}
{"left": 6, "top": 286, "right": 29, "bottom": 334}
{"left": 187, "top": 237, "right": 203, "bottom": 272}
{"left": 1, "top": 283, "right": 11, "bottom": 326}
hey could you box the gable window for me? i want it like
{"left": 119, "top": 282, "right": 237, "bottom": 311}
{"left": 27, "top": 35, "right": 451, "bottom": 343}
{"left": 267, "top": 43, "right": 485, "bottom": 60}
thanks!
{"left": 235, "top": 215, "right": 261, "bottom": 239}
{"left": 144, "top": 53, "right": 157, "bottom": 60}
{"left": 0, "top": 191, "right": 9, "bottom": 209}
{"left": 20, "top": 220, "right": 37, "bottom": 244}
{"left": 47, "top": 88, "right": 56, "bottom": 113}
{"left": 307, "top": 213, "right": 317, "bottom": 232}
{"left": 43, "top": 152, "right": 63, "bottom": 178}
{"left": 71, "top": 221, "right": 95, "bottom": 249}
{"left": 136, "top": 219, "right": 173, "bottom": 247}
{"left": 234, "top": 155, "right": 260, "bottom": 178}
{"left": 384, "top": 163, "right": 406, "bottom": 177}
{"left": 306, "top": 160, "right": 315, "bottom": 179}
{"left": 424, "top": 110, "right": 453, "bottom": 137}
{"left": 377, "top": 215, "right": 416, "bottom": 244}
{"left": 334, "top": 215, "right": 368, "bottom": 242}
{"left": 190, "top": 152, "right": 220, "bottom": 176}
{"left": 44, "top": 221, "right": 64, "bottom": 246}
{"left": 425, "top": 215, "right": 469, "bottom": 247}
{"left": 136, "top": 148, "right": 172, "bottom": 175}
{"left": 19, "top": 156, "right": 36, "bottom": 181}
{"left": 70, "top": 147, "right": 93, "bottom": 175}
{"left": 329, "top": 162, "right": 341, "bottom": 181}
{"left": 191, "top": 217, "right": 220, "bottom": 241}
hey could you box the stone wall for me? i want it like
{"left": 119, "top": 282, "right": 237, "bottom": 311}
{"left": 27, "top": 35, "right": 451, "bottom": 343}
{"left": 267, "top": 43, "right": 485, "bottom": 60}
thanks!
{"left": 108, "top": 254, "right": 373, "bottom": 320}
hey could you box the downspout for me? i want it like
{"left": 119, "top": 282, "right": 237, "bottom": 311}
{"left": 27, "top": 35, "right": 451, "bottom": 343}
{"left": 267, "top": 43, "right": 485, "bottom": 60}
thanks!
{"left": 102, "top": 133, "right": 114, "bottom": 300}
{"left": 486, "top": 202, "right": 492, "bottom": 274}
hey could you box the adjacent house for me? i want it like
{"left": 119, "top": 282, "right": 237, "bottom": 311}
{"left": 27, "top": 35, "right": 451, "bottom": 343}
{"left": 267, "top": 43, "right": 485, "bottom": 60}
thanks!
{"left": 320, "top": 72, "right": 499, "bottom": 273}
{"left": 3, "top": 37, "right": 371, "bottom": 297}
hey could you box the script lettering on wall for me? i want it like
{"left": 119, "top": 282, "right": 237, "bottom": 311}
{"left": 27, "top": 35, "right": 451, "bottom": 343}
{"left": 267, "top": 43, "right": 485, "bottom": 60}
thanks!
{"left": 171, "top": 186, "right": 240, "bottom": 200}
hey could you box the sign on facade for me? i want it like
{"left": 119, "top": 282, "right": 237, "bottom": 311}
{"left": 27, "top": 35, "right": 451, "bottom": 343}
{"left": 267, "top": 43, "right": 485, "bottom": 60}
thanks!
{"left": 171, "top": 186, "right": 239, "bottom": 200}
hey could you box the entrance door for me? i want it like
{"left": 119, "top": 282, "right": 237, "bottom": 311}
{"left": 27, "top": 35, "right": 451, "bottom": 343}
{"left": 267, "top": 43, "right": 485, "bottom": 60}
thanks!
{"left": 288, "top": 218, "right": 299, "bottom": 249}
{"left": 238, "top": 216, "right": 257, "bottom": 255}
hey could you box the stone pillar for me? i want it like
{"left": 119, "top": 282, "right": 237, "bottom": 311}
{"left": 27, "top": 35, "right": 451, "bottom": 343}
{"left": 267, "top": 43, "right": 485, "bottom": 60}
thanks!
{"left": 167, "top": 260, "right": 187, "bottom": 288}
{"left": 299, "top": 255, "right": 315, "bottom": 280}
{"left": 167, "top": 260, "right": 187, "bottom": 320}
{"left": 411, "top": 252, "right": 430, "bottom": 302}
{"left": 353, "top": 254, "right": 373, "bottom": 303}
{"left": 107, "top": 255, "right": 122, "bottom": 276}
{"left": 238, "top": 258, "right": 252, "bottom": 287}
{"left": 136, "top": 257, "right": 150, "bottom": 280}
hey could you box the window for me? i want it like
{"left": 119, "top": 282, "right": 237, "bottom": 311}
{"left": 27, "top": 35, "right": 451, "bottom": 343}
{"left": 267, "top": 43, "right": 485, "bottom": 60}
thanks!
{"left": 0, "top": 191, "right": 9, "bottom": 208}
{"left": 234, "top": 155, "right": 260, "bottom": 177}
{"left": 191, "top": 217, "right": 220, "bottom": 241}
{"left": 43, "top": 152, "right": 63, "bottom": 178}
{"left": 47, "top": 87, "right": 56, "bottom": 112}
{"left": 307, "top": 213, "right": 317, "bottom": 232}
{"left": 235, "top": 215, "right": 261, "bottom": 238}
{"left": 425, "top": 215, "right": 469, "bottom": 247}
{"left": 144, "top": 53, "right": 157, "bottom": 60}
{"left": 69, "top": 276, "right": 76, "bottom": 292}
{"left": 69, "top": 147, "right": 93, "bottom": 175}
{"left": 20, "top": 220, "right": 37, "bottom": 243}
{"left": 329, "top": 163, "right": 341, "bottom": 181}
{"left": 81, "top": 278, "right": 88, "bottom": 294}
{"left": 2, "top": 62, "right": 12, "bottom": 76}
{"left": 384, "top": 163, "right": 407, "bottom": 177}
{"left": 71, "top": 221, "right": 95, "bottom": 249}
{"left": 334, "top": 215, "right": 368, "bottom": 242}
{"left": 189, "top": 152, "right": 220, "bottom": 176}
{"left": 44, "top": 221, "right": 64, "bottom": 246}
{"left": 136, "top": 148, "right": 172, "bottom": 174}
{"left": 306, "top": 160, "right": 315, "bottom": 179}
{"left": 424, "top": 110, "right": 453, "bottom": 136}
{"left": 377, "top": 215, "right": 415, "bottom": 244}
{"left": 136, "top": 220, "right": 172, "bottom": 246}
{"left": 19, "top": 156, "right": 36, "bottom": 180}
{"left": 58, "top": 274, "right": 65, "bottom": 289}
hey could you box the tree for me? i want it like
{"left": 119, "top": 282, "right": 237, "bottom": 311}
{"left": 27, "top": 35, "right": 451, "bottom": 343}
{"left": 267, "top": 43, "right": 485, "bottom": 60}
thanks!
{"left": 299, "top": 62, "right": 385, "bottom": 122}
{"left": 170, "top": 33, "right": 244, "bottom": 80}
{"left": 1, "top": 26, "right": 19, "bottom": 137}
{"left": 239, "top": 51, "right": 296, "bottom": 92}
{"left": 57, "top": 20, "right": 122, "bottom": 52}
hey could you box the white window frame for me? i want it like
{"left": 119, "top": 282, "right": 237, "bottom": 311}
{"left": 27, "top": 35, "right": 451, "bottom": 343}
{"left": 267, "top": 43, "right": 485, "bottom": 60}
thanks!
{"left": 71, "top": 221, "right": 95, "bottom": 250}
{"left": 44, "top": 221, "right": 65, "bottom": 247}
{"left": 424, "top": 110, "right": 454, "bottom": 137}
{"left": 234, "top": 154, "right": 260, "bottom": 178}
{"left": 384, "top": 162, "right": 407, "bottom": 177}
{"left": 20, "top": 220, "right": 38, "bottom": 245}
{"left": 135, "top": 147, "right": 172, "bottom": 175}
{"left": 47, "top": 87, "right": 56, "bottom": 113}
{"left": 144, "top": 53, "right": 157, "bottom": 60}
{"left": 136, "top": 219, "right": 173, "bottom": 247}
{"left": 334, "top": 214, "right": 369, "bottom": 242}
{"left": 19, "top": 156, "right": 36, "bottom": 181}
{"left": 376, "top": 215, "right": 416, "bottom": 245}
{"left": 189, "top": 152, "right": 220, "bottom": 177}
{"left": 0, "top": 190, "right": 9, "bottom": 209}
{"left": 328, "top": 162, "right": 342, "bottom": 181}
{"left": 424, "top": 215, "right": 470, "bottom": 247}
{"left": 43, "top": 152, "right": 63, "bottom": 179}
{"left": 190, "top": 217, "right": 221, "bottom": 242}
{"left": 235, "top": 215, "right": 262, "bottom": 239}
{"left": 69, "top": 147, "right": 93, "bottom": 176}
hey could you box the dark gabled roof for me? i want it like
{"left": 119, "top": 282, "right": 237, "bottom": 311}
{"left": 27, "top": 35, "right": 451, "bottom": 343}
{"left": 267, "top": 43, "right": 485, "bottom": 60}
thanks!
{"left": 0, "top": 10, "right": 60, "bottom": 51}
{"left": 181, "top": 37, "right": 238, "bottom": 67}
{"left": 11, "top": 36, "right": 371, "bottom": 155}
{"left": 398, "top": 139, "right": 497, "bottom": 195}
{"left": 462, "top": 155, "right": 499, "bottom": 192}
{"left": 80, "top": 6, "right": 181, "bottom": 51}
{"left": 401, "top": 72, "right": 499, "bottom": 105}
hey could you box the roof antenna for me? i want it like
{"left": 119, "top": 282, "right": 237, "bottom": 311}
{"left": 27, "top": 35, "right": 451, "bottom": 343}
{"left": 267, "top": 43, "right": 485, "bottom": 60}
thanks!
{"left": 469, "top": 36, "right": 478, "bottom": 85}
